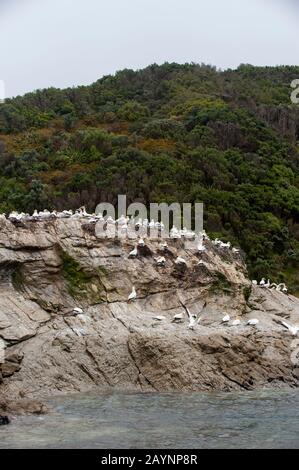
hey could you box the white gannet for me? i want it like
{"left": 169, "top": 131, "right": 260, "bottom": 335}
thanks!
{"left": 175, "top": 257, "right": 187, "bottom": 266}
{"left": 71, "top": 210, "right": 81, "bottom": 219}
{"left": 232, "top": 247, "right": 240, "bottom": 254}
{"left": 220, "top": 241, "right": 231, "bottom": 249}
{"left": 159, "top": 241, "right": 168, "bottom": 251}
{"left": 247, "top": 319, "right": 259, "bottom": 326}
{"left": 39, "top": 209, "right": 51, "bottom": 219}
{"left": 277, "top": 283, "right": 288, "bottom": 294}
{"left": 172, "top": 312, "right": 184, "bottom": 323}
{"left": 73, "top": 307, "right": 84, "bottom": 315}
{"left": 155, "top": 256, "right": 166, "bottom": 266}
{"left": 187, "top": 311, "right": 202, "bottom": 330}
{"left": 264, "top": 279, "right": 271, "bottom": 289}
{"left": 170, "top": 226, "right": 181, "bottom": 239}
{"left": 252, "top": 280, "right": 258, "bottom": 286}
{"left": 63, "top": 210, "right": 73, "bottom": 217}
{"left": 259, "top": 278, "right": 266, "bottom": 287}
{"left": 128, "top": 286, "right": 137, "bottom": 302}
{"left": 179, "top": 300, "right": 201, "bottom": 330}
{"left": 197, "top": 237, "right": 206, "bottom": 252}
{"left": 8, "top": 211, "right": 19, "bottom": 220}
{"left": 222, "top": 314, "right": 231, "bottom": 323}
{"left": 280, "top": 321, "right": 299, "bottom": 336}
{"left": 181, "top": 227, "right": 195, "bottom": 240}
{"left": 129, "top": 246, "right": 138, "bottom": 258}
{"left": 138, "top": 238, "right": 145, "bottom": 246}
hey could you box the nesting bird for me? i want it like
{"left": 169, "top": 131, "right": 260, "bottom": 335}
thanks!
{"left": 73, "top": 307, "right": 84, "bottom": 315}
{"left": 175, "top": 257, "right": 187, "bottom": 266}
{"left": 222, "top": 314, "right": 231, "bottom": 323}
{"left": 128, "top": 286, "right": 137, "bottom": 302}
{"left": 247, "top": 319, "right": 259, "bottom": 326}
{"left": 172, "top": 312, "right": 184, "bottom": 323}
{"left": 155, "top": 256, "right": 166, "bottom": 267}
{"left": 129, "top": 246, "right": 138, "bottom": 258}
{"left": 280, "top": 321, "right": 299, "bottom": 336}
{"left": 138, "top": 238, "right": 145, "bottom": 247}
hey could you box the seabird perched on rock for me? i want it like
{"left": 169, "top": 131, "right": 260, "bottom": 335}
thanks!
{"left": 172, "top": 312, "right": 184, "bottom": 323}
{"left": 159, "top": 241, "right": 168, "bottom": 251}
{"left": 39, "top": 209, "right": 51, "bottom": 219}
{"left": 247, "top": 319, "right": 259, "bottom": 326}
{"left": 179, "top": 300, "right": 200, "bottom": 330}
{"left": 277, "top": 283, "right": 288, "bottom": 294}
{"left": 175, "top": 257, "right": 187, "bottom": 266}
{"left": 138, "top": 238, "right": 145, "bottom": 247}
{"left": 280, "top": 321, "right": 299, "bottom": 336}
{"left": 155, "top": 256, "right": 166, "bottom": 266}
{"left": 128, "top": 286, "right": 137, "bottom": 302}
{"left": 270, "top": 283, "right": 278, "bottom": 290}
{"left": 259, "top": 278, "right": 266, "bottom": 287}
{"left": 170, "top": 226, "right": 181, "bottom": 239}
{"left": 232, "top": 317, "right": 241, "bottom": 326}
{"left": 220, "top": 241, "right": 231, "bottom": 249}
{"left": 252, "top": 280, "right": 258, "bottom": 286}
{"left": 188, "top": 309, "right": 202, "bottom": 330}
{"left": 129, "top": 246, "right": 138, "bottom": 258}
{"left": 181, "top": 227, "right": 195, "bottom": 239}
{"left": 222, "top": 314, "right": 231, "bottom": 323}
{"left": 73, "top": 307, "right": 84, "bottom": 315}
{"left": 197, "top": 237, "right": 206, "bottom": 252}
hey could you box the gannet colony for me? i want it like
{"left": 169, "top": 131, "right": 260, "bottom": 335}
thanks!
{"left": 1, "top": 205, "right": 299, "bottom": 420}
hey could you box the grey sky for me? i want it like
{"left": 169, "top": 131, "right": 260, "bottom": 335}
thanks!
{"left": 0, "top": 0, "right": 298, "bottom": 98}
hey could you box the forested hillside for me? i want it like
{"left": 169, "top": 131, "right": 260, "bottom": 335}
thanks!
{"left": 1, "top": 63, "right": 299, "bottom": 291}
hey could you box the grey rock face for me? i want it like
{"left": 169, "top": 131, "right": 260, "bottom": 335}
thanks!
{"left": 0, "top": 217, "right": 298, "bottom": 408}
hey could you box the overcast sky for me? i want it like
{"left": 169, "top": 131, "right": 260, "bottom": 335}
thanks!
{"left": 0, "top": 0, "right": 298, "bottom": 98}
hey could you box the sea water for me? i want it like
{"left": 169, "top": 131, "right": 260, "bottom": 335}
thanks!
{"left": 0, "top": 389, "right": 298, "bottom": 449}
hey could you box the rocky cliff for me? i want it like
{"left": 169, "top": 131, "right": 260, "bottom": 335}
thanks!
{"left": 0, "top": 217, "right": 299, "bottom": 415}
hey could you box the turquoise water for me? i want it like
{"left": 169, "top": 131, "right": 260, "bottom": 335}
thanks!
{"left": 0, "top": 389, "right": 298, "bottom": 449}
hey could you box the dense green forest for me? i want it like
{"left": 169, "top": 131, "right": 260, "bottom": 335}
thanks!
{"left": 1, "top": 63, "right": 299, "bottom": 291}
